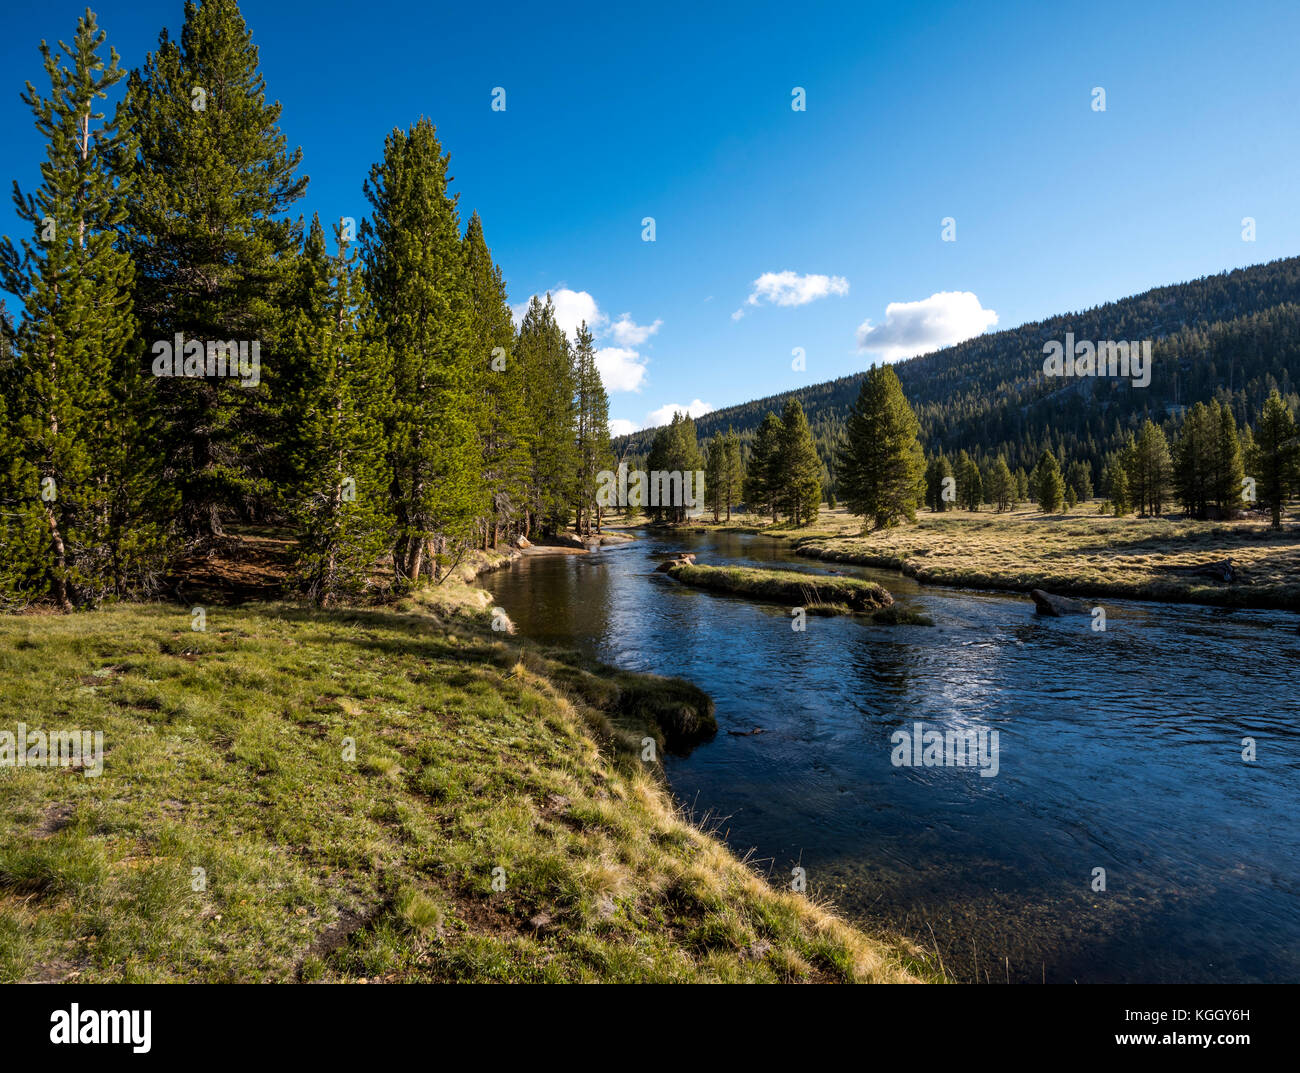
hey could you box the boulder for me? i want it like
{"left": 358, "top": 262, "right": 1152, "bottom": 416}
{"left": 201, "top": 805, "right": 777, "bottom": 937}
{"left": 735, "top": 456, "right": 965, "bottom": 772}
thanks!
{"left": 654, "top": 552, "right": 696, "bottom": 573}
{"left": 1030, "top": 589, "right": 1091, "bottom": 616}
{"left": 513, "top": 535, "right": 532, "bottom": 549}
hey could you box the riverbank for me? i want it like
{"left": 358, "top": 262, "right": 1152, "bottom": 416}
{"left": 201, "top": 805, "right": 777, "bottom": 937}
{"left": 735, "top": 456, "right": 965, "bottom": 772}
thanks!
{"left": 0, "top": 564, "right": 931, "bottom": 983}
{"left": 793, "top": 509, "right": 1300, "bottom": 610}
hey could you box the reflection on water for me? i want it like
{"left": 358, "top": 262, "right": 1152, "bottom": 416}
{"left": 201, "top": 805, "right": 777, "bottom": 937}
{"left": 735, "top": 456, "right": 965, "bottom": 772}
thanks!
{"left": 488, "top": 529, "right": 1300, "bottom": 982}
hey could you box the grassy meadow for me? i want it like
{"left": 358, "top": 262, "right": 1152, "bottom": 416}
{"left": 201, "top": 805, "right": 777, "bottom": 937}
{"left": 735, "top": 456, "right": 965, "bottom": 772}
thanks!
{"left": 0, "top": 564, "right": 932, "bottom": 984}
{"left": 793, "top": 506, "right": 1300, "bottom": 608}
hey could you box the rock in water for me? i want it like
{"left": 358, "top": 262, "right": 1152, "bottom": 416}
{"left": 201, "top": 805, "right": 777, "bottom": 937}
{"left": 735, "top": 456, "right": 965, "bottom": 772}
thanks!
{"left": 1030, "top": 589, "right": 1090, "bottom": 616}
{"left": 654, "top": 553, "right": 696, "bottom": 573}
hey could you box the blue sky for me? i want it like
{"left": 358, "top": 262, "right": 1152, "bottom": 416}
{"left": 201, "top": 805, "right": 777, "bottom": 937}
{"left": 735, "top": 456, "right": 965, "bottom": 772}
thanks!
{"left": 3, "top": 0, "right": 1298, "bottom": 433}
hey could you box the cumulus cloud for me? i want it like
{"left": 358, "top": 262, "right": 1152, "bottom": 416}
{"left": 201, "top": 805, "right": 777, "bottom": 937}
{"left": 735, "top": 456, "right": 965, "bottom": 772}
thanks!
{"left": 595, "top": 347, "right": 649, "bottom": 393}
{"left": 743, "top": 270, "right": 849, "bottom": 312}
{"left": 855, "top": 291, "right": 998, "bottom": 361}
{"left": 510, "top": 288, "right": 605, "bottom": 339}
{"left": 510, "top": 289, "right": 661, "bottom": 394}
{"left": 609, "top": 314, "right": 662, "bottom": 347}
{"left": 644, "top": 399, "right": 715, "bottom": 427}
{"left": 607, "top": 399, "right": 716, "bottom": 437}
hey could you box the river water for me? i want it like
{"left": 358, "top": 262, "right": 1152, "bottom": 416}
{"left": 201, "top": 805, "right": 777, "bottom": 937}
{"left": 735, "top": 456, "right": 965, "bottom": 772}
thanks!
{"left": 487, "top": 529, "right": 1300, "bottom": 983}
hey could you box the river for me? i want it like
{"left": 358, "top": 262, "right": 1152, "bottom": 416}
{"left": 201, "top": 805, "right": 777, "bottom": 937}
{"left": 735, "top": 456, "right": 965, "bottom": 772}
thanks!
{"left": 487, "top": 528, "right": 1300, "bottom": 983}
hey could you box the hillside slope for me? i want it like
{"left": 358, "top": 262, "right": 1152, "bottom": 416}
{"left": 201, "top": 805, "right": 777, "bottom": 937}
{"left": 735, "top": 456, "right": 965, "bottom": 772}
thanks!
{"left": 616, "top": 256, "right": 1300, "bottom": 482}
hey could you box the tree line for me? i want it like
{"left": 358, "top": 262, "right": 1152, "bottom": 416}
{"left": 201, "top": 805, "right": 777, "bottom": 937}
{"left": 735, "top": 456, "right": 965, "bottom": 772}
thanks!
{"left": 0, "top": 1, "right": 612, "bottom": 610}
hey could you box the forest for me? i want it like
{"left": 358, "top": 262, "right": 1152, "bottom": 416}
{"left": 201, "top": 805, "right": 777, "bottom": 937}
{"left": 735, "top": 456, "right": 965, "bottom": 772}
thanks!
{"left": 0, "top": 3, "right": 613, "bottom": 611}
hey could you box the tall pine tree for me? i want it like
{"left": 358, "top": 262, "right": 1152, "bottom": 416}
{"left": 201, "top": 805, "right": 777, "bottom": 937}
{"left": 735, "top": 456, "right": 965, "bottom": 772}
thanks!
{"left": 836, "top": 365, "right": 925, "bottom": 530}
{"left": 283, "top": 217, "right": 392, "bottom": 604}
{"left": 0, "top": 10, "right": 168, "bottom": 608}
{"left": 361, "top": 118, "right": 481, "bottom": 581}
{"left": 121, "top": 0, "right": 307, "bottom": 540}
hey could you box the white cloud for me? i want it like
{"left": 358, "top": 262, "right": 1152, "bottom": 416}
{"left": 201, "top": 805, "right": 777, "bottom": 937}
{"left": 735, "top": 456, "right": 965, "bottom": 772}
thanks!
{"left": 609, "top": 314, "right": 661, "bottom": 347}
{"left": 855, "top": 291, "right": 998, "bottom": 361}
{"left": 607, "top": 418, "right": 639, "bottom": 437}
{"left": 549, "top": 288, "right": 605, "bottom": 339}
{"left": 510, "top": 288, "right": 606, "bottom": 339}
{"left": 510, "top": 290, "right": 662, "bottom": 393}
{"left": 744, "top": 270, "right": 849, "bottom": 310}
{"left": 731, "top": 308, "right": 745, "bottom": 321}
{"left": 645, "top": 399, "right": 714, "bottom": 428}
{"left": 595, "top": 346, "right": 648, "bottom": 393}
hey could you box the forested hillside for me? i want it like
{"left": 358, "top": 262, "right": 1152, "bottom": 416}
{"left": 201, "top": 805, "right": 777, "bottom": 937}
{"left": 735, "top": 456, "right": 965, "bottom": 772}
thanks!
{"left": 616, "top": 257, "right": 1300, "bottom": 492}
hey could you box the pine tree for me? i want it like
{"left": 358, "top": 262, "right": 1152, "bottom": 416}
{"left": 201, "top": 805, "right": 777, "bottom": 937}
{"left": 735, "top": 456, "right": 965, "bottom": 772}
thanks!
{"left": 776, "top": 398, "right": 821, "bottom": 525}
{"left": 516, "top": 295, "right": 577, "bottom": 536}
{"left": 924, "top": 455, "right": 954, "bottom": 511}
{"left": 463, "top": 212, "right": 528, "bottom": 548}
{"left": 1210, "top": 401, "right": 1245, "bottom": 517}
{"left": 1174, "top": 402, "right": 1213, "bottom": 518}
{"left": 989, "top": 456, "right": 1015, "bottom": 512}
{"left": 835, "top": 365, "right": 925, "bottom": 530}
{"left": 704, "top": 435, "right": 726, "bottom": 522}
{"left": 0, "top": 11, "right": 169, "bottom": 608}
{"left": 743, "top": 412, "right": 784, "bottom": 523}
{"left": 120, "top": 0, "right": 306, "bottom": 540}
{"left": 283, "top": 218, "right": 392, "bottom": 605}
{"left": 573, "top": 320, "right": 612, "bottom": 535}
{"left": 956, "top": 451, "right": 982, "bottom": 511}
{"left": 1034, "top": 450, "right": 1064, "bottom": 513}
{"left": 722, "top": 427, "right": 742, "bottom": 521}
{"left": 1125, "top": 420, "right": 1173, "bottom": 516}
{"left": 361, "top": 119, "right": 481, "bottom": 581}
{"left": 646, "top": 412, "right": 704, "bottom": 524}
{"left": 1253, "top": 390, "right": 1298, "bottom": 529}
{"left": 1065, "top": 459, "right": 1094, "bottom": 504}
{"left": 1109, "top": 464, "right": 1130, "bottom": 516}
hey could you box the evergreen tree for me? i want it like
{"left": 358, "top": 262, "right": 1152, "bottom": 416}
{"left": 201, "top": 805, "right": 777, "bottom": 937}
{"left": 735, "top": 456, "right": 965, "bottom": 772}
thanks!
{"left": 121, "top": 0, "right": 306, "bottom": 540}
{"left": 1066, "top": 459, "right": 1094, "bottom": 504}
{"left": 743, "top": 412, "right": 784, "bottom": 522}
{"left": 1109, "top": 465, "right": 1131, "bottom": 516}
{"left": 1253, "top": 390, "right": 1298, "bottom": 529}
{"left": 956, "top": 451, "right": 982, "bottom": 511}
{"left": 283, "top": 218, "right": 392, "bottom": 604}
{"left": 776, "top": 398, "right": 821, "bottom": 525}
{"left": 361, "top": 119, "right": 481, "bottom": 581}
{"left": 1034, "top": 450, "right": 1064, "bottom": 513}
{"left": 989, "top": 456, "right": 1015, "bottom": 512}
{"left": 515, "top": 294, "right": 577, "bottom": 535}
{"left": 1210, "top": 401, "right": 1245, "bottom": 516}
{"left": 1173, "top": 402, "right": 1213, "bottom": 518}
{"left": 0, "top": 11, "right": 169, "bottom": 608}
{"left": 1125, "top": 420, "right": 1173, "bottom": 516}
{"left": 463, "top": 212, "right": 528, "bottom": 548}
{"left": 923, "top": 455, "right": 953, "bottom": 512}
{"left": 704, "top": 435, "right": 726, "bottom": 523}
{"left": 646, "top": 412, "right": 704, "bottom": 523}
{"left": 722, "top": 427, "right": 743, "bottom": 521}
{"left": 573, "top": 320, "right": 612, "bottom": 535}
{"left": 835, "top": 364, "right": 925, "bottom": 530}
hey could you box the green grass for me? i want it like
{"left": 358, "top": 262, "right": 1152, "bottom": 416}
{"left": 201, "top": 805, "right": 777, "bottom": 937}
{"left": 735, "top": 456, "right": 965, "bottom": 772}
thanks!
{"left": 664, "top": 562, "right": 894, "bottom": 613}
{"left": 0, "top": 588, "right": 931, "bottom": 983}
